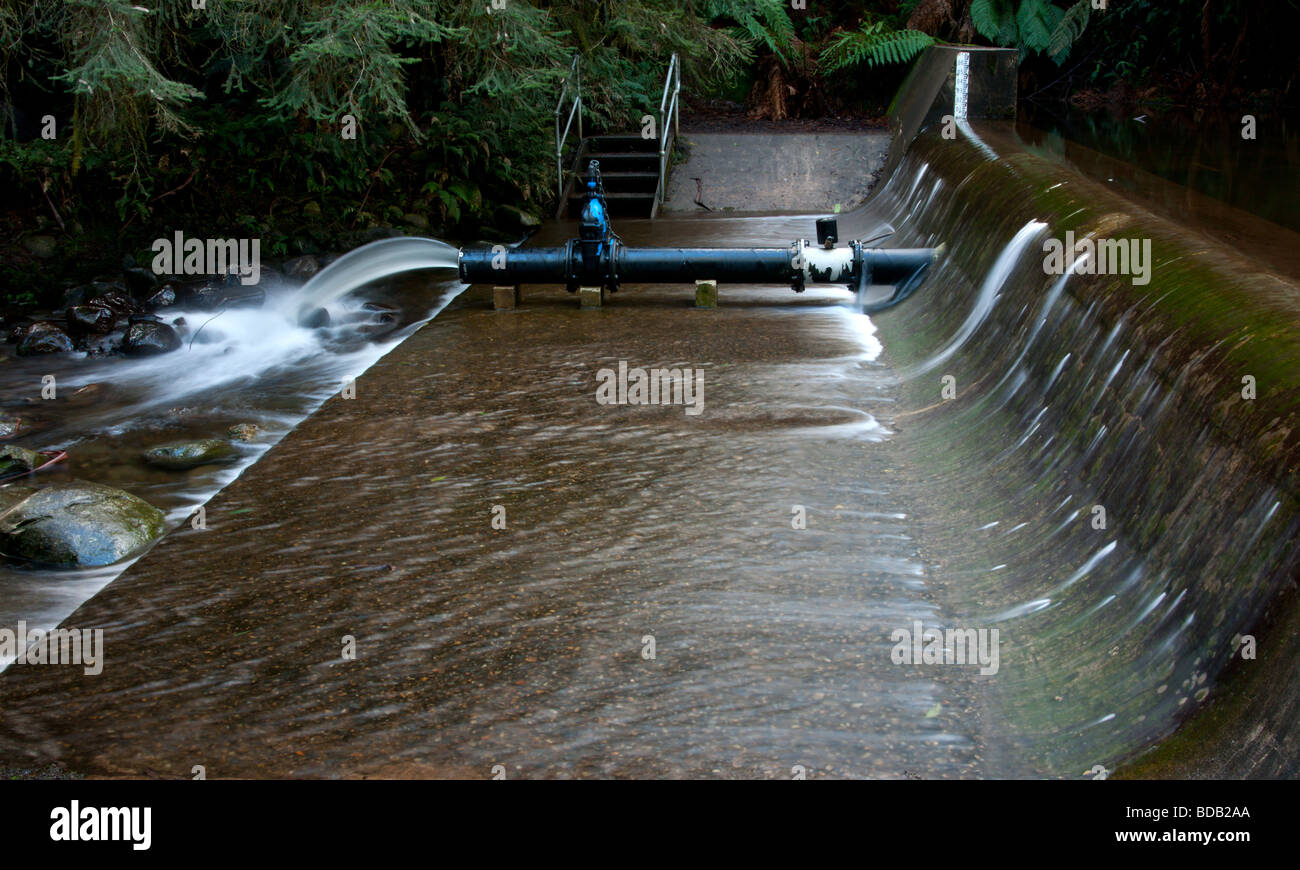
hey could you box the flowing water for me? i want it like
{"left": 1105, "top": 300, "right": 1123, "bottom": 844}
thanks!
{"left": 1020, "top": 104, "right": 1300, "bottom": 234}
{"left": 1, "top": 115, "right": 1297, "bottom": 777}
{"left": 0, "top": 243, "right": 463, "bottom": 668}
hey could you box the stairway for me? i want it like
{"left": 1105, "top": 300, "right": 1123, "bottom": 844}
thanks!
{"left": 558, "top": 134, "right": 668, "bottom": 219}
{"left": 553, "top": 53, "right": 679, "bottom": 220}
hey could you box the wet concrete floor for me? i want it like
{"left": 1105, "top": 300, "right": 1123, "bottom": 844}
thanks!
{"left": 0, "top": 216, "right": 989, "bottom": 779}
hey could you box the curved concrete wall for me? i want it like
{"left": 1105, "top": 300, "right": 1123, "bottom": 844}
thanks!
{"left": 853, "top": 47, "right": 1300, "bottom": 776}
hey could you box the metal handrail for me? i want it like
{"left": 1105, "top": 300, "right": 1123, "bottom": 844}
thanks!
{"left": 554, "top": 55, "right": 582, "bottom": 201}
{"left": 655, "top": 53, "right": 680, "bottom": 207}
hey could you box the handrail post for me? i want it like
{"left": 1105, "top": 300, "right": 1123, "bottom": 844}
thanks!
{"left": 555, "top": 55, "right": 582, "bottom": 205}
{"left": 655, "top": 53, "right": 680, "bottom": 208}
{"left": 673, "top": 54, "right": 680, "bottom": 144}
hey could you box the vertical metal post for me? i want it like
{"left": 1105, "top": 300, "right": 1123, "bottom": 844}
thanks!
{"left": 674, "top": 55, "right": 680, "bottom": 144}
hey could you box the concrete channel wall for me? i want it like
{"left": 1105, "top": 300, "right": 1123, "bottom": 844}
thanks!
{"left": 866, "top": 46, "right": 1300, "bottom": 776}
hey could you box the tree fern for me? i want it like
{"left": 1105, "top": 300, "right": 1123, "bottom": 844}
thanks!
{"left": 820, "top": 21, "right": 937, "bottom": 73}
{"left": 1048, "top": 0, "right": 1091, "bottom": 64}
{"left": 971, "top": 0, "right": 1019, "bottom": 47}
{"left": 1016, "top": 0, "right": 1064, "bottom": 54}
{"left": 703, "top": 0, "right": 797, "bottom": 64}
{"left": 972, "top": 0, "right": 1089, "bottom": 63}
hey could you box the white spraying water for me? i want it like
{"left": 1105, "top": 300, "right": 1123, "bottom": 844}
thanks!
{"left": 902, "top": 220, "right": 1048, "bottom": 379}
{"left": 57, "top": 239, "right": 464, "bottom": 428}
{"left": 292, "top": 237, "right": 461, "bottom": 313}
{"left": 0, "top": 237, "right": 465, "bottom": 670}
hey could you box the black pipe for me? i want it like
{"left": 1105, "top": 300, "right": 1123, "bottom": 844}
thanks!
{"left": 616, "top": 248, "right": 795, "bottom": 284}
{"left": 458, "top": 246, "right": 572, "bottom": 284}
{"left": 459, "top": 242, "right": 937, "bottom": 291}
{"left": 857, "top": 248, "right": 938, "bottom": 287}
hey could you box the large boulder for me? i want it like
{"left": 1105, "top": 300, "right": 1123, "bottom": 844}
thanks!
{"left": 146, "top": 284, "right": 177, "bottom": 309}
{"left": 184, "top": 279, "right": 265, "bottom": 311}
{"left": 122, "top": 264, "right": 159, "bottom": 296}
{"left": 62, "top": 281, "right": 125, "bottom": 308}
{"left": 20, "top": 235, "right": 56, "bottom": 259}
{"left": 65, "top": 304, "right": 117, "bottom": 337}
{"left": 86, "top": 290, "right": 137, "bottom": 316}
{"left": 185, "top": 281, "right": 223, "bottom": 310}
{"left": 0, "top": 481, "right": 165, "bottom": 567}
{"left": 16, "top": 322, "right": 75, "bottom": 356}
{"left": 80, "top": 329, "right": 126, "bottom": 356}
{"left": 123, "top": 320, "right": 181, "bottom": 356}
{"left": 282, "top": 255, "right": 321, "bottom": 281}
{"left": 141, "top": 439, "right": 238, "bottom": 470}
{"left": 496, "top": 204, "right": 542, "bottom": 230}
{"left": 0, "top": 485, "right": 36, "bottom": 514}
{"left": 298, "top": 307, "right": 330, "bottom": 329}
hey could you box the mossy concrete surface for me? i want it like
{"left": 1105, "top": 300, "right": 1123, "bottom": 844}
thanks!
{"left": 863, "top": 120, "right": 1300, "bottom": 777}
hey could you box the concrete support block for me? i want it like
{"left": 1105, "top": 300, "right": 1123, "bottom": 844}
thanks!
{"left": 493, "top": 285, "right": 520, "bottom": 310}
{"left": 695, "top": 279, "right": 718, "bottom": 309}
{"left": 579, "top": 286, "right": 603, "bottom": 309}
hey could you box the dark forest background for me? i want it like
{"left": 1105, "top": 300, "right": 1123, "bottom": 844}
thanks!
{"left": 2, "top": 0, "right": 1296, "bottom": 305}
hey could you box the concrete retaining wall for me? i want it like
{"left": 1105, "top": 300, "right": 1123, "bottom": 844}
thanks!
{"left": 857, "top": 46, "right": 1300, "bottom": 776}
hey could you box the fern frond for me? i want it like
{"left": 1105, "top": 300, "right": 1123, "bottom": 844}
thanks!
{"left": 704, "top": 0, "right": 796, "bottom": 63}
{"left": 971, "top": 0, "right": 1017, "bottom": 45}
{"left": 1048, "top": 0, "right": 1092, "bottom": 64}
{"left": 819, "top": 23, "right": 936, "bottom": 73}
{"left": 1017, "top": 0, "right": 1064, "bottom": 54}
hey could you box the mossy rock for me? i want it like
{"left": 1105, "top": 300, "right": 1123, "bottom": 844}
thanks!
{"left": 0, "top": 481, "right": 165, "bottom": 567}
{"left": 0, "top": 446, "right": 45, "bottom": 477}
{"left": 142, "top": 439, "right": 239, "bottom": 471}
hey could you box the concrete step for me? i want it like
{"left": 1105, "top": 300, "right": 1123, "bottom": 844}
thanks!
{"left": 584, "top": 134, "right": 658, "bottom": 153}
{"left": 585, "top": 152, "right": 660, "bottom": 170}
{"left": 567, "top": 191, "right": 656, "bottom": 217}
{"left": 583, "top": 171, "right": 659, "bottom": 193}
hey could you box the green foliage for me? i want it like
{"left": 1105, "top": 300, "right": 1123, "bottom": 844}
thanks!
{"left": 0, "top": 0, "right": 809, "bottom": 307}
{"left": 0, "top": 1, "right": 786, "bottom": 233}
{"left": 1048, "top": 1, "right": 1091, "bottom": 63}
{"left": 1016, "top": 0, "right": 1063, "bottom": 54}
{"left": 260, "top": 0, "right": 461, "bottom": 134}
{"left": 1071, "top": 0, "right": 1265, "bottom": 89}
{"left": 972, "top": 0, "right": 1089, "bottom": 65}
{"left": 971, "top": 0, "right": 1019, "bottom": 47}
{"left": 703, "top": 0, "right": 797, "bottom": 63}
{"left": 820, "top": 21, "right": 937, "bottom": 72}
{"left": 55, "top": 0, "right": 204, "bottom": 143}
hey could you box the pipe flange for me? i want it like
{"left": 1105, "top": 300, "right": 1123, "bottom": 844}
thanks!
{"left": 790, "top": 240, "right": 806, "bottom": 293}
